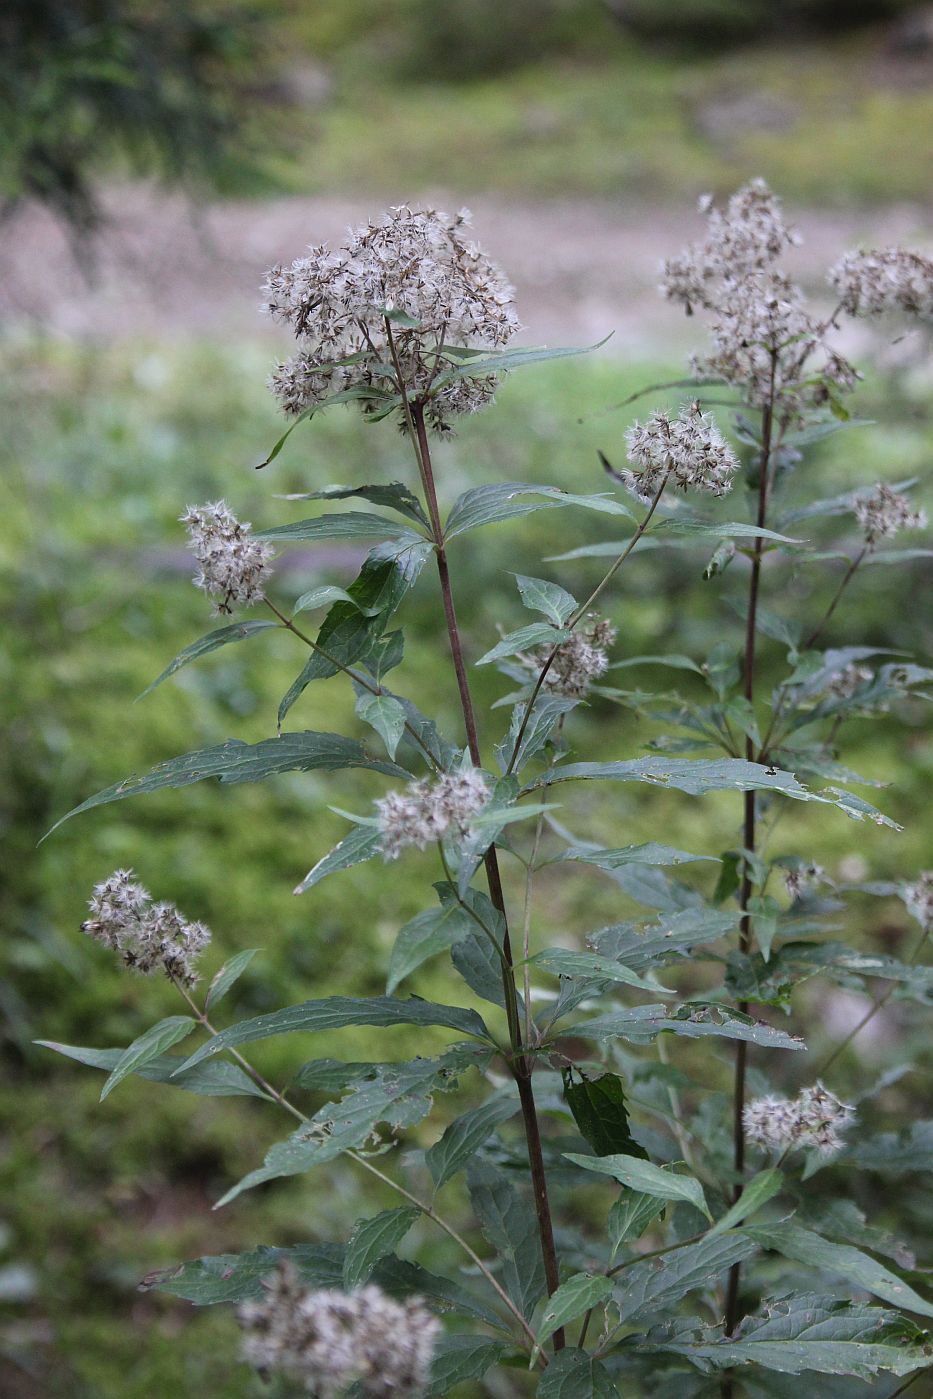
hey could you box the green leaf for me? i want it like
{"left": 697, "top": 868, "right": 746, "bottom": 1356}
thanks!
{"left": 35, "top": 1041, "right": 271, "bottom": 1099}
{"left": 386, "top": 903, "right": 475, "bottom": 995}
{"left": 570, "top": 1003, "right": 804, "bottom": 1051}
{"left": 708, "top": 1170, "right": 784, "bottom": 1236}
{"left": 176, "top": 997, "right": 493, "bottom": 1075}
{"left": 425, "top": 1093, "right": 520, "bottom": 1190}
{"left": 206, "top": 949, "right": 260, "bottom": 1012}
{"left": 652, "top": 518, "right": 802, "bottom": 544}
{"left": 532, "top": 949, "right": 671, "bottom": 995}
{"left": 138, "top": 620, "right": 279, "bottom": 699}
{"left": 562, "top": 1068, "right": 649, "bottom": 1158}
{"left": 278, "top": 481, "right": 429, "bottom": 529}
{"left": 437, "top": 337, "right": 610, "bottom": 381}
{"left": 513, "top": 573, "right": 578, "bottom": 625}
{"left": 477, "top": 622, "right": 570, "bottom": 666}
{"left": 257, "top": 511, "right": 422, "bottom": 543}
{"left": 565, "top": 1152, "right": 711, "bottom": 1220}
{"left": 549, "top": 843, "right": 717, "bottom": 873}
{"left": 847, "top": 1121, "right": 933, "bottom": 1175}
{"left": 444, "top": 481, "right": 634, "bottom": 540}
{"left": 610, "top": 654, "right": 704, "bottom": 674}
{"left": 44, "top": 732, "right": 409, "bottom": 838}
{"left": 356, "top": 692, "right": 408, "bottom": 760}
{"left": 494, "top": 693, "right": 579, "bottom": 775}
{"left": 257, "top": 386, "right": 399, "bottom": 467}
{"left": 537, "top": 1273, "right": 614, "bottom": 1350}
{"left": 536, "top": 1347, "right": 621, "bottom": 1397}
{"left": 294, "top": 822, "right": 384, "bottom": 895}
{"left": 467, "top": 1161, "right": 546, "bottom": 1320}
{"left": 524, "top": 757, "right": 825, "bottom": 800}
{"left": 290, "top": 1059, "right": 379, "bottom": 1093}
{"left": 426, "top": 1336, "right": 511, "bottom": 1397}
{"left": 590, "top": 908, "right": 739, "bottom": 969}
{"left": 99, "top": 1017, "right": 196, "bottom": 1101}
{"left": 291, "top": 585, "right": 379, "bottom": 616}
{"left": 746, "top": 1222, "right": 933, "bottom": 1318}
{"left": 749, "top": 895, "right": 782, "bottom": 961}
{"left": 342, "top": 1206, "right": 421, "bottom": 1289}
{"left": 638, "top": 1293, "right": 929, "bottom": 1379}
{"left": 713, "top": 851, "right": 743, "bottom": 906}
{"left": 614, "top": 1231, "right": 758, "bottom": 1325}
{"left": 608, "top": 1191, "right": 665, "bottom": 1258}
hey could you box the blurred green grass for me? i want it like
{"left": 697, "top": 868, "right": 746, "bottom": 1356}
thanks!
{"left": 1, "top": 338, "right": 931, "bottom": 1394}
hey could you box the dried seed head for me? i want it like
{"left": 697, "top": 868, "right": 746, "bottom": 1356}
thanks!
{"left": 180, "top": 500, "right": 274, "bottom": 614}
{"left": 623, "top": 402, "right": 739, "bottom": 501}
{"left": 903, "top": 871, "right": 933, "bottom": 931}
{"left": 263, "top": 205, "right": 519, "bottom": 433}
{"left": 826, "top": 663, "right": 873, "bottom": 700}
{"left": 784, "top": 864, "right": 827, "bottom": 901}
{"left": 853, "top": 483, "right": 926, "bottom": 548}
{"left": 375, "top": 769, "right": 490, "bottom": 860}
{"left": 238, "top": 1263, "right": 440, "bottom": 1397}
{"left": 535, "top": 617, "right": 617, "bottom": 697}
{"left": 829, "top": 247, "right": 933, "bottom": 319}
{"left": 81, "top": 870, "right": 210, "bottom": 986}
{"left": 744, "top": 1081, "right": 854, "bottom": 1157}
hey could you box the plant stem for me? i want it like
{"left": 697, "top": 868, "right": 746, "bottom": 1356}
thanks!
{"left": 815, "top": 925, "right": 930, "bottom": 1079}
{"left": 724, "top": 359, "right": 777, "bottom": 1357}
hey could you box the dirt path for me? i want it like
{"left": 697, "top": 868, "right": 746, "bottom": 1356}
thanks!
{"left": 2, "top": 185, "right": 930, "bottom": 351}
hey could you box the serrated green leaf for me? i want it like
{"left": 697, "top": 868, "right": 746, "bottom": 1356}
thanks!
{"left": 436, "top": 337, "right": 609, "bottom": 382}
{"left": 531, "top": 949, "right": 671, "bottom": 994}
{"left": 467, "top": 1161, "right": 546, "bottom": 1321}
{"left": 425, "top": 1093, "right": 520, "bottom": 1191}
{"left": 138, "top": 620, "right": 279, "bottom": 699}
{"left": 356, "top": 692, "right": 408, "bottom": 760}
{"left": 35, "top": 1041, "right": 271, "bottom": 1099}
{"left": 615, "top": 1231, "right": 758, "bottom": 1325}
{"left": 549, "top": 842, "right": 717, "bottom": 872}
{"left": 175, "top": 997, "right": 493, "bottom": 1075}
{"left": 746, "top": 1222, "right": 933, "bottom": 1317}
{"left": 44, "top": 732, "right": 409, "bottom": 839}
{"left": 524, "top": 757, "right": 821, "bottom": 800}
{"left": 425, "top": 1336, "right": 511, "bottom": 1396}
{"left": 342, "top": 1206, "right": 420, "bottom": 1289}
{"left": 536, "top": 1347, "right": 621, "bottom": 1397}
{"left": 278, "top": 481, "right": 429, "bottom": 528}
{"left": 608, "top": 1191, "right": 665, "bottom": 1258}
{"left": 569, "top": 1003, "right": 804, "bottom": 1051}
{"left": 846, "top": 1121, "right": 933, "bottom": 1175}
{"left": 291, "top": 585, "right": 378, "bottom": 616}
{"left": 257, "top": 385, "right": 399, "bottom": 467}
{"left": 290, "top": 1059, "right": 379, "bottom": 1093}
{"left": 590, "top": 908, "right": 738, "bottom": 968}
{"left": 386, "top": 903, "right": 475, "bottom": 995}
{"left": 294, "top": 822, "right": 384, "bottom": 895}
{"left": 494, "top": 693, "right": 579, "bottom": 775}
{"left": 513, "top": 573, "right": 578, "bottom": 625}
{"left": 477, "top": 622, "right": 570, "bottom": 666}
{"left": 565, "top": 1152, "right": 711, "bottom": 1220}
{"left": 562, "top": 1069, "right": 649, "bottom": 1158}
{"left": 444, "top": 481, "right": 634, "bottom": 540}
{"left": 652, "top": 519, "right": 802, "bottom": 544}
{"left": 257, "top": 511, "right": 422, "bottom": 543}
{"left": 708, "top": 1170, "right": 784, "bottom": 1236}
{"left": 610, "top": 654, "right": 704, "bottom": 674}
{"left": 99, "top": 1017, "right": 196, "bottom": 1101}
{"left": 206, "top": 949, "right": 260, "bottom": 1012}
{"left": 537, "top": 1273, "right": 614, "bottom": 1351}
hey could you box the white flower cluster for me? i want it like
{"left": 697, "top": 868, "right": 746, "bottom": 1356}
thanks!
{"left": 180, "top": 501, "right": 274, "bottom": 614}
{"left": 903, "top": 871, "right": 933, "bottom": 932}
{"left": 538, "top": 617, "right": 617, "bottom": 697}
{"left": 853, "top": 483, "right": 927, "bottom": 547}
{"left": 660, "top": 180, "right": 860, "bottom": 415}
{"left": 744, "top": 1082, "right": 854, "bottom": 1157}
{"left": 623, "top": 401, "right": 739, "bottom": 501}
{"left": 239, "top": 1264, "right": 439, "bottom": 1398}
{"left": 784, "top": 863, "right": 827, "bottom": 901}
{"left": 829, "top": 247, "right": 933, "bottom": 319}
{"left": 263, "top": 205, "right": 519, "bottom": 433}
{"left": 81, "top": 869, "right": 210, "bottom": 986}
{"left": 375, "top": 768, "right": 490, "bottom": 860}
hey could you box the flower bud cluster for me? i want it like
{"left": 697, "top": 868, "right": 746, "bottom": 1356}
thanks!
{"left": 829, "top": 247, "right": 933, "bottom": 319}
{"left": 853, "top": 483, "right": 926, "bottom": 548}
{"left": 623, "top": 401, "right": 739, "bottom": 502}
{"left": 376, "top": 768, "right": 490, "bottom": 860}
{"left": 263, "top": 205, "right": 519, "bottom": 433}
{"left": 81, "top": 869, "right": 210, "bottom": 986}
{"left": 180, "top": 501, "right": 274, "bottom": 614}
{"left": 538, "top": 617, "right": 616, "bottom": 697}
{"left": 903, "top": 871, "right": 933, "bottom": 932}
{"left": 744, "top": 1082, "right": 854, "bottom": 1157}
{"left": 784, "top": 863, "right": 827, "bottom": 901}
{"left": 239, "top": 1263, "right": 439, "bottom": 1397}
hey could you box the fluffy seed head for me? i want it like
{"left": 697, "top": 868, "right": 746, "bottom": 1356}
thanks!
{"left": 180, "top": 500, "right": 274, "bottom": 614}
{"left": 829, "top": 247, "right": 933, "bottom": 319}
{"left": 263, "top": 205, "right": 519, "bottom": 433}
{"left": 238, "top": 1263, "right": 439, "bottom": 1397}
{"left": 853, "top": 484, "right": 926, "bottom": 547}
{"left": 623, "top": 401, "right": 739, "bottom": 501}
{"left": 744, "top": 1081, "right": 854, "bottom": 1157}
{"left": 826, "top": 663, "right": 873, "bottom": 700}
{"left": 784, "top": 864, "right": 827, "bottom": 901}
{"left": 903, "top": 872, "right": 933, "bottom": 931}
{"left": 81, "top": 870, "right": 210, "bottom": 986}
{"left": 376, "top": 768, "right": 490, "bottom": 860}
{"left": 536, "top": 617, "right": 616, "bottom": 697}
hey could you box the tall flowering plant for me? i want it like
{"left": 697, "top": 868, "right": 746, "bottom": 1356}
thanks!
{"left": 43, "top": 192, "right": 933, "bottom": 1396}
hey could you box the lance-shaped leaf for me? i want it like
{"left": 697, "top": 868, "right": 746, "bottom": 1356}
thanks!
{"left": 99, "top": 1016, "right": 195, "bottom": 1101}
{"left": 467, "top": 1161, "right": 546, "bottom": 1321}
{"left": 386, "top": 903, "right": 475, "bottom": 995}
{"left": 355, "top": 692, "right": 408, "bottom": 760}
{"left": 425, "top": 1093, "right": 520, "bottom": 1190}
{"left": 536, "top": 1273, "right": 614, "bottom": 1353}
{"left": 636, "top": 1293, "right": 930, "bottom": 1379}
{"left": 139, "top": 620, "right": 279, "bottom": 699}
{"left": 845, "top": 1121, "right": 933, "bottom": 1175}
{"left": 745, "top": 1222, "right": 933, "bottom": 1318}
{"left": 291, "top": 584, "right": 379, "bottom": 616}
{"left": 562, "top": 1068, "right": 648, "bottom": 1158}
{"left": 708, "top": 1170, "right": 784, "bottom": 1236}
{"left": 477, "top": 622, "right": 571, "bottom": 666}
{"left": 176, "top": 997, "right": 494, "bottom": 1075}
{"left": 493, "top": 692, "right": 579, "bottom": 775}
{"left": 435, "top": 336, "right": 610, "bottom": 383}
{"left": 614, "top": 1231, "right": 758, "bottom": 1326}
{"left": 342, "top": 1206, "right": 421, "bottom": 1289}
{"left": 278, "top": 481, "right": 429, "bottom": 529}
{"left": 537, "top": 1348, "right": 621, "bottom": 1397}
{"left": 206, "top": 948, "right": 260, "bottom": 1012}
{"left": 590, "top": 908, "right": 739, "bottom": 968}
{"left": 608, "top": 1191, "right": 665, "bottom": 1258}
{"left": 257, "top": 385, "right": 400, "bottom": 468}
{"left": 567, "top": 1003, "right": 805, "bottom": 1051}
{"left": 652, "top": 519, "right": 802, "bottom": 544}
{"left": 44, "top": 732, "right": 409, "bottom": 838}
{"left": 524, "top": 756, "right": 833, "bottom": 801}
{"left": 531, "top": 949, "right": 672, "bottom": 995}
{"left": 548, "top": 842, "right": 718, "bottom": 873}
{"left": 513, "top": 573, "right": 578, "bottom": 625}
{"left": 36, "top": 1041, "right": 271, "bottom": 1099}
{"left": 565, "top": 1152, "right": 711, "bottom": 1220}
{"left": 444, "top": 481, "right": 634, "bottom": 540}
{"left": 425, "top": 1337, "right": 511, "bottom": 1397}
{"left": 294, "top": 822, "right": 384, "bottom": 895}
{"left": 256, "top": 511, "right": 424, "bottom": 543}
